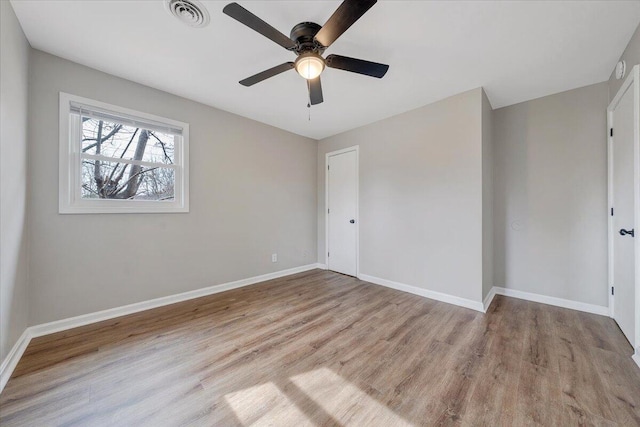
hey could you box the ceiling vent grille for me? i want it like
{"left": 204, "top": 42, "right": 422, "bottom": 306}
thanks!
{"left": 165, "top": 0, "right": 210, "bottom": 28}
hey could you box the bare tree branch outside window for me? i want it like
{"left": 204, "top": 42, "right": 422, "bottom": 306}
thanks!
{"left": 80, "top": 118, "right": 175, "bottom": 201}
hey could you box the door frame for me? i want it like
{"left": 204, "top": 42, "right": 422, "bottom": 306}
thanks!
{"left": 325, "top": 145, "right": 360, "bottom": 278}
{"left": 608, "top": 64, "right": 640, "bottom": 352}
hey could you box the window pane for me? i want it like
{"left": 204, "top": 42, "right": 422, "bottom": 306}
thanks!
{"left": 81, "top": 117, "right": 175, "bottom": 165}
{"left": 81, "top": 159, "right": 175, "bottom": 201}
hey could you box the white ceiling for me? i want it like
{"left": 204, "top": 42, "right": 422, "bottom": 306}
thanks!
{"left": 10, "top": 0, "right": 640, "bottom": 140}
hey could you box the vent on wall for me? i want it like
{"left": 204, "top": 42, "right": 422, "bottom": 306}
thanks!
{"left": 165, "top": 0, "right": 210, "bottom": 28}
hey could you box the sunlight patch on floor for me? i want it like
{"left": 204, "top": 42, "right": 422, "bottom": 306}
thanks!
{"left": 224, "top": 382, "right": 312, "bottom": 426}
{"left": 291, "top": 367, "right": 414, "bottom": 426}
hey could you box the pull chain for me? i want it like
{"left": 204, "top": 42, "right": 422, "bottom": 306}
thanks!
{"left": 306, "top": 80, "right": 312, "bottom": 121}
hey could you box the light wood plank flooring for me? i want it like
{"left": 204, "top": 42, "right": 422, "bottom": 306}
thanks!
{"left": 1, "top": 269, "right": 639, "bottom": 426}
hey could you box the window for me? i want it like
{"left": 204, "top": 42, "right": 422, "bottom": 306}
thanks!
{"left": 59, "top": 92, "right": 189, "bottom": 213}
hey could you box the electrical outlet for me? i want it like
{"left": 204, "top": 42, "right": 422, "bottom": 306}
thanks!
{"left": 272, "top": 253, "right": 277, "bottom": 263}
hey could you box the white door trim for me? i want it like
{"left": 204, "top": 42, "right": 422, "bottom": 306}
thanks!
{"left": 608, "top": 64, "right": 640, "bottom": 351}
{"left": 325, "top": 146, "right": 360, "bottom": 278}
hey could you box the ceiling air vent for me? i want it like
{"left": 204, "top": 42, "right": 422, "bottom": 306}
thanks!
{"left": 165, "top": 0, "right": 210, "bottom": 28}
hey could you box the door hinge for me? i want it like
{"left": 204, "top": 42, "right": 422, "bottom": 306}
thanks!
{"left": 328, "top": 165, "right": 330, "bottom": 170}
{"left": 328, "top": 208, "right": 330, "bottom": 214}
{"left": 611, "top": 207, "right": 614, "bottom": 216}
{"left": 328, "top": 252, "right": 330, "bottom": 257}
{"left": 612, "top": 286, "right": 615, "bottom": 296}
{"left": 610, "top": 128, "right": 614, "bottom": 137}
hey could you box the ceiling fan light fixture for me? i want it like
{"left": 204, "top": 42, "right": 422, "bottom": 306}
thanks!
{"left": 295, "top": 53, "right": 325, "bottom": 80}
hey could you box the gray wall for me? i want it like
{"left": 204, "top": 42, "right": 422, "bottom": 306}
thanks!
{"left": 318, "top": 89, "right": 484, "bottom": 303}
{"left": 28, "top": 51, "right": 318, "bottom": 325}
{"left": 0, "top": 0, "right": 30, "bottom": 361}
{"left": 493, "top": 82, "right": 609, "bottom": 307}
{"left": 609, "top": 21, "right": 640, "bottom": 101}
{"left": 482, "top": 90, "right": 494, "bottom": 300}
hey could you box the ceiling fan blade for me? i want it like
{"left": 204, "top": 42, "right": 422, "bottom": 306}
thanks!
{"left": 223, "top": 3, "right": 296, "bottom": 50}
{"left": 326, "top": 54, "right": 389, "bottom": 78}
{"left": 239, "top": 62, "right": 295, "bottom": 86}
{"left": 314, "top": 0, "right": 377, "bottom": 48}
{"left": 308, "top": 77, "right": 324, "bottom": 105}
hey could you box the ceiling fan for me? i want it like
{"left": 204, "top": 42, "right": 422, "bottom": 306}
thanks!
{"left": 222, "top": 0, "right": 389, "bottom": 105}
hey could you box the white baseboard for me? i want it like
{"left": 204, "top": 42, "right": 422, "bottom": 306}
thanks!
{"left": 316, "top": 263, "right": 328, "bottom": 270}
{"left": 633, "top": 349, "right": 640, "bottom": 370}
{"left": 492, "top": 286, "right": 609, "bottom": 316}
{"left": 0, "top": 263, "right": 323, "bottom": 394}
{"left": 359, "top": 274, "right": 484, "bottom": 312}
{"left": 0, "top": 329, "right": 32, "bottom": 393}
{"left": 29, "top": 263, "right": 323, "bottom": 338}
{"left": 483, "top": 287, "right": 497, "bottom": 313}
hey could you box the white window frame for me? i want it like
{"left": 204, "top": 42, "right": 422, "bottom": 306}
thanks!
{"left": 59, "top": 92, "right": 189, "bottom": 214}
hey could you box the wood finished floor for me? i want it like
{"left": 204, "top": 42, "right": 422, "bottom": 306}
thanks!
{"left": 1, "top": 269, "right": 639, "bottom": 426}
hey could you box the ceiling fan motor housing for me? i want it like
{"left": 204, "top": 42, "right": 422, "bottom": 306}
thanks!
{"left": 290, "top": 22, "right": 325, "bottom": 55}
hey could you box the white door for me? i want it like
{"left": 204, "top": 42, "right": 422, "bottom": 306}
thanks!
{"left": 327, "top": 149, "right": 358, "bottom": 276}
{"left": 611, "top": 74, "right": 637, "bottom": 348}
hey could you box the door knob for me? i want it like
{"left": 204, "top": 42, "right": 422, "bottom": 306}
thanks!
{"left": 350, "top": 219, "right": 355, "bottom": 224}
{"left": 619, "top": 228, "right": 635, "bottom": 237}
